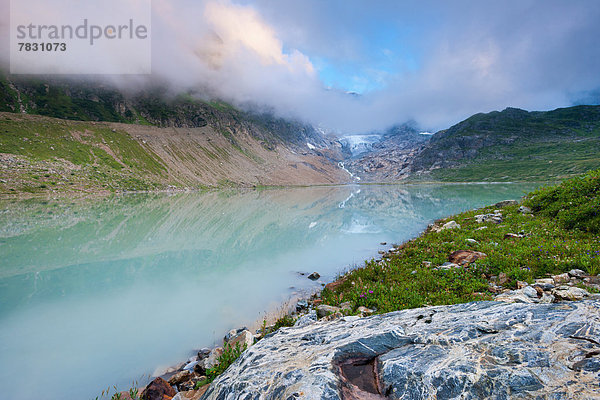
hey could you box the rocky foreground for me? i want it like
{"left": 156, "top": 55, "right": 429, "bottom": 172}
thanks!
{"left": 201, "top": 300, "right": 600, "bottom": 400}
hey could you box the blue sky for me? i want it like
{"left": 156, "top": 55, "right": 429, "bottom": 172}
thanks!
{"left": 249, "top": 0, "right": 433, "bottom": 94}
{"left": 313, "top": 22, "right": 421, "bottom": 93}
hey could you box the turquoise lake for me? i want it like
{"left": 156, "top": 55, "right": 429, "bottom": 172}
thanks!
{"left": 0, "top": 183, "right": 541, "bottom": 400}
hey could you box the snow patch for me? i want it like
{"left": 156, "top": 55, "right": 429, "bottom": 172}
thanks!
{"left": 339, "top": 134, "right": 381, "bottom": 156}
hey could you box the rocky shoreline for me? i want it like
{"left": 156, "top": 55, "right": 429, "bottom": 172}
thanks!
{"left": 122, "top": 199, "right": 600, "bottom": 400}
{"left": 133, "top": 267, "right": 599, "bottom": 398}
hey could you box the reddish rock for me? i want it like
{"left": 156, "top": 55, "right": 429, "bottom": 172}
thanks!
{"left": 168, "top": 370, "right": 191, "bottom": 386}
{"left": 534, "top": 286, "right": 545, "bottom": 296}
{"left": 142, "top": 377, "right": 176, "bottom": 400}
{"left": 325, "top": 278, "right": 346, "bottom": 292}
{"left": 448, "top": 250, "right": 487, "bottom": 266}
{"left": 173, "top": 386, "right": 210, "bottom": 400}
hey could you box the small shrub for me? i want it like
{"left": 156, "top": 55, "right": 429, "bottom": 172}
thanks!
{"left": 526, "top": 168, "right": 600, "bottom": 233}
{"left": 321, "top": 170, "right": 600, "bottom": 315}
{"left": 272, "top": 314, "right": 296, "bottom": 331}
{"left": 198, "top": 342, "right": 247, "bottom": 387}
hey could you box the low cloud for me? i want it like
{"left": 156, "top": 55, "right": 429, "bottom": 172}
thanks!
{"left": 2, "top": 0, "right": 600, "bottom": 133}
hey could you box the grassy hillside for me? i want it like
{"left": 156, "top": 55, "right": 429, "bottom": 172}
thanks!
{"left": 0, "top": 112, "right": 348, "bottom": 195}
{"left": 320, "top": 169, "right": 600, "bottom": 314}
{"left": 411, "top": 106, "right": 600, "bottom": 182}
{"left": 0, "top": 73, "right": 350, "bottom": 195}
{"left": 0, "top": 114, "right": 167, "bottom": 194}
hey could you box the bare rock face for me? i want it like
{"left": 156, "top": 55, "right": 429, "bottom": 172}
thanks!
{"left": 201, "top": 301, "right": 600, "bottom": 400}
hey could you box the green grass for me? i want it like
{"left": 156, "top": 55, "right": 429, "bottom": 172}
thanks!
{"left": 413, "top": 105, "right": 600, "bottom": 182}
{"left": 0, "top": 118, "right": 165, "bottom": 173}
{"left": 0, "top": 115, "right": 168, "bottom": 193}
{"left": 321, "top": 169, "right": 600, "bottom": 314}
{"left": 0, "top": 75, "right": 20, "bottom": 113}
{"left": 525, "top": 168, "right": 600, "bottom": 233}
{"left": 423, "top": 139, "right": 600, "bottom": 182}
{"left": 195, "top": 343, "right": 247, "bottom": 388}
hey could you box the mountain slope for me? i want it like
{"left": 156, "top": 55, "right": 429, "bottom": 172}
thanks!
{"left": 343, "top": 123, "right": 431, "bottom": 182}
{"left": 0, "top": 75, "right": 348, "bottom": 195}
{"left": 0, "top": 74, "right": 329, "bottom": 149}
{"left": 0, "top": 112, "right": 348, "bottom": 195}
{"left": 409, "top": 106, "right": 600, "bottom": 181}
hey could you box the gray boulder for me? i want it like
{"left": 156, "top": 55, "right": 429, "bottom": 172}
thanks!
{"left": 294, "top": 310, "right": 317, "bottom": 327}
{"left": 552, "top": 286, "right": 590, "bottom": 301}
{"left": 519, "top": 206, "right": 533, "bottom": 214}
{"left": 317, "top": 305, "right": 342, "bottom": 318}
{"left": 201, "top": 301, "right": 600, "bottom": 399}
{"left": 522, "top": 285, "right": 539, "bottom": 299}
{"left": 226, "top": 329, "right": 254, "bottom": 348}
{"left": 494, "top": 200, "right": 518, "bottom": 208}
{"left": 474, "top": 213, "right": 503, "bottom": 224}
{"left": 440, "top": 220, "right": 460, "bottom": 230}
{"left": 569, "top": 269, "right": 586, "bottom": 279}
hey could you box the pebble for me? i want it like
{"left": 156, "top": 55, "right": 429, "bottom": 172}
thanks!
{"left": 226, "top": 329, "right": 254, "bottom": 348}
{"left": 494, "top": 200, "right": 518, "bottom": 208}
{"left": 439, "top": 262, "right": 461, "bottom": 270}
{"left": 357, "top": 306, "right": 374, "bottom": 316}
{"left": 440, "top": 221, "right": 460, "bottom": 230}
{"left": 523, "top": 286, "right": 538, "bottom": 298}
{"left": 296, "top": 300, "right": 309, "bottom": 312}
{"left": 316, "top": 305, "right": 341, "bottom": 318}
{"left": 552, "top": 273, "right": 570, "bottom": 284}
{"left": 568, "top": 269, "right": 586, "bottom": 278}
{"left": 197, "top": 348, "right": 211, "bottom": 357}
{"left": 533, "top": 282, "right": 555, "bottom": 291}
{"left": 183, "top": 360, "right": 199, "bottom": 371}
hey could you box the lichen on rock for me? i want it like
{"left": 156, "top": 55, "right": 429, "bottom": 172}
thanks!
{"left": 201, "top": 301, "right": 600, "bottom": 399}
